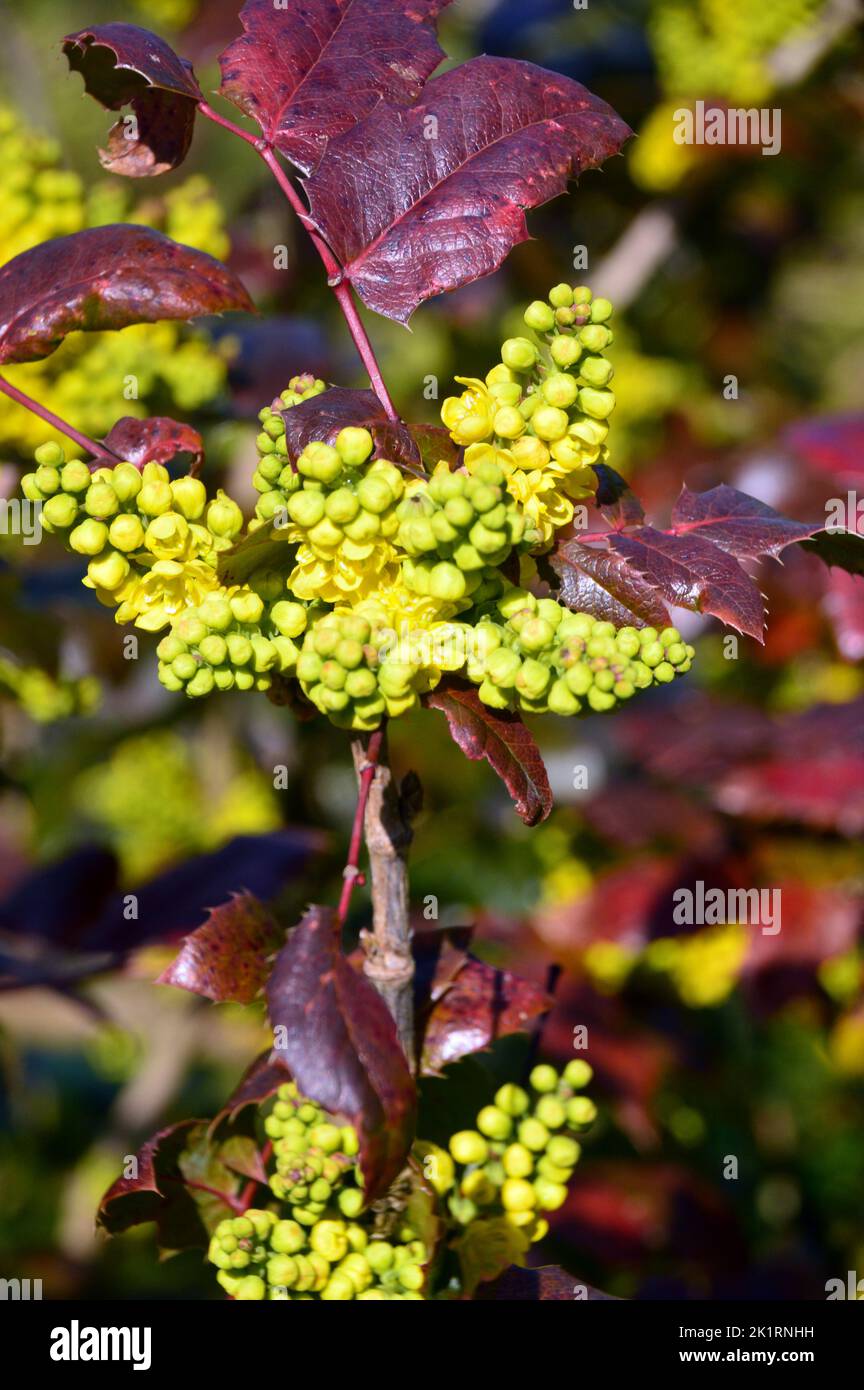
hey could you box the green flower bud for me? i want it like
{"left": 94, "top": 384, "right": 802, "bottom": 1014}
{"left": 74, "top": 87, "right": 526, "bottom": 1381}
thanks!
{"left": 517, "top": 1117, "right": 549, "bottom": 1152}
{"left": 579, "top": 355, "right": 614, "bottom": 388}
{"left": 533, "top": 1178, "right": 568, "bottom": 1211}
{"left": 206, "top": 489, "right": 243, "bottom": 539}
{"left": 60, "top": 461, "right": 91, "bottom": 494}
{"left": 578, "top": 387, "right": 615, "bottom": 420}
{"left": 199, "top": 596, "right": 233, "bottom": 632}
{"left": 501, "top": 1178, "right": 536, "bottom": 1213}
{"left": 550, "top": 335, "right": 583, "bottom": 368}
{"left": 270, "top": 600, "right": 307, "bottom": 639}
{"left": 524, "top": 300, "right": 556, "bottom": 332}
{"left": 428, "top": 561, "right": 467, "bottom": 602}
{"left": 579, "top": 324, "right": 613, "bottom": 352}
{"left": 502, "top": 1143, "right": 534, "bottom": 1179}
{"left": 34, "top": 465, "right": 61, "bottom": 495}
{"left": 449, "top": 1130, "right": 489, "bottom": 1165}
{"left": 172, "top": 653, "right": 198, "bottom": 682}
{"left": 493, "top": 405, "right": 526, "bottom": 440}
{"left": 271, "top": 1219, "right": 305, "bottom": 1254}
{"left": 34, "top": 441, "right": 65, "bottom": 467}
{"left": 87, "top": 549, "right": 130, "bottom": 591}
{"left": 69, "top": 518, "right": 108, "bottom": 556}
{"left": 234, "top": 1275, "right": 266, "bottom": 1301}
{"left": 541, "top": 373, "right": 579, "bottom": 409}
{"left": 20, "top": 474, "right": 44, "bottom": 503}
{"left": 501, "top": 337, "right": 539, "bottom": 372}
{"left": 365, "top": 1242, "right": 394, "bottom": 1275}
{"left": 590, "top": 297, "right": 613, "bottom": 323}
{"left": 495, "top": 1083, "right": 530, "bottom": 1117}
{"left": 530, "top": 1064, "right": 559, "bottom": 1093}
{"left": 335, "top": 426, "right": 374, "bottom": 466}
{"left": 42, "top": 493, "right": 78, "bottom": 530}
{"left": 535, "top": 1096, "right": 567, "bottom": 1129}
{"left": 299, "top": 442, "right": 342, "bottom": 485}
{"left": 476, "top": 1105, "right": 512, "bottom": 1141}
{"left": 187, "top": 667, "right": 215, "bottom": 697}
{"left": 198, "top": 634, "right": 228, "bottom": 666}
{"left": 566, "top": 1096, "right": 598, "bottom": 1128}
{"left": 547, "top": 1135, "right": 580, "bottom": 1168}
{"left": 337, "top": 1188, "right": 365, "bottom": 1219}
{"left": 230, "top": 591, "right": 264, "bottom": 625}
{"left": 110, "top": 463, "right": 143, "bottom": 504}
{"left": 84, "top": 482, "right": 119, "bottom": 519}
{"left": 137, "top": 480, "right": 173, "bottom": 516}
{"left": 532, "top": 404, "right": 570, "bottom": 441}
{"left": 170, "top": 476, "right": 207, "bottom": 520}
{"left": 549, "top": 283, "right": 575, "bottom": 308}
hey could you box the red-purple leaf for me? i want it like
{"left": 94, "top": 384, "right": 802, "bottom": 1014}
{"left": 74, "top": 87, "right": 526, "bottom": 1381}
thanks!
{"left": 217, "top": 1051, "right": 291, "bottom": 1127}
{"left": 157, "top": 891, "right": 283, "bottom": 1005}
{"left": 607, "top": 525, "right": 765, "bottom": 639}
{"left": 425, "top": 680, "right": 553, "bottom": 826}
{"left": 266, "top": 906, "right": 416, "bottom": 1201}
{"left": 419, "top": 954, "right": 552, "bottom": 1076}
{"left": 63, "top": 24, "right": 202, "bottom": 175}
{"left": 102, "top": 416, "right": 205, "bottom": 473}
{"left": 218, "top": 0, "right": 451, "bottom": 176}
{"left": 476, "top": 1265, "right": 619, "bottom": 1300}
{"left": 551, "top": 541, "right": 671, "bottom": 628}
{"left": 305, "top": 57, "right": 631, "bottom": 323}
{"left": 671, "top": 484, "right": 821, "bottom": 560}
{"left": 280, "top": 386, "right": 431, "bottom": 476}
{"left": 0, "top": 226, "right": 253, "bottom": 367}
{"left": 98, "top": 1120, "right": 240, "bottom": 1251}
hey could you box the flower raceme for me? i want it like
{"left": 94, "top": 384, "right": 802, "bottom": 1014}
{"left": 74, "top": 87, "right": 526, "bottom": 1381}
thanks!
{"left": 18, "top": 283, "right": 694, "bottom": 729}
{"left": 206, "top": 1062, "right": 596, "bottom": 1300}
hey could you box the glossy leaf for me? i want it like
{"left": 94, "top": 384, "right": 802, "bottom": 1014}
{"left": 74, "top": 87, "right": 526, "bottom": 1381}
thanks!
{"left": 551, "top": 541, "right": 671, "bottom": 628}
{"left": 63, "top": 23, "right": 202, "bottom": 175}
{"left": 670, "top": 484, "right": 821, "bottom": 559}
{"left": 425, "top": 680, "right": 553, "bottom": 825}
{"left": 266, "top": 905, "right": 416, "bottom": 1201}
{"left": 98, "top": 1120, "right": 233, "bottom": 1251}
{"left": 218, "top": 0, "right": 451, "bottom": 175}
{"left": 279, "top": 387, "right": 434, "bottom": 477}
{"left": 305, "top": 57, "right": 631, "bottom": 322}
{"left": 102, "top": 415, "right": 205, "bottom": 473}
{"left": 607, "top": 524, "right": 765, "bottom": 639}
{"left": 158, "top": 891, "right": 284, "bottom": 1005}
{"left": 0, "top": 226, "right": 253, "bottom": 367}
{"left": 419, "top": 952, "right": 552, "bottom": 1076}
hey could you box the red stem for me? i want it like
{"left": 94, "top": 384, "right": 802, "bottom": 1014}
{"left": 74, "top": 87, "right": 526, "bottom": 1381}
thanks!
{"left": 198, "top": 104, "right": 399, "bottom": 421}
{"left": 337, "top": 726, "right": 385, "bottom": 924}
{"left": 238, "top": 1140, "right": 273, "bottom": 1212}
{"left": 0, "top": 375, "right": 120, "bottom": 462}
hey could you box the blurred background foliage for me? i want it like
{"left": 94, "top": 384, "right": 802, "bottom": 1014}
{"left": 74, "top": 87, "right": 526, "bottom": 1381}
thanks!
{"left": 0, "top": 0, "right": 862, "bottom": 1300}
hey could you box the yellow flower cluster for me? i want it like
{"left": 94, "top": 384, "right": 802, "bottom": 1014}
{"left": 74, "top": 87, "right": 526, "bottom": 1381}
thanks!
{"left": 0, "top": 105, "right": 232, "bottom": 457}
{"left": 440, "top": 284, "right": 615, "bottom": 544}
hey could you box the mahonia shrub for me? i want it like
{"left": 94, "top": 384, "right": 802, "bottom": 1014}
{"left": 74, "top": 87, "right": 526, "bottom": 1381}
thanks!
{"left": 0, "top": 0, "right": 844, "bottom": 1302}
